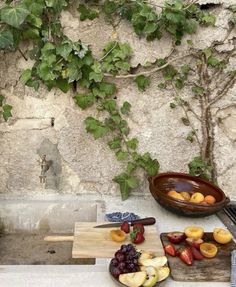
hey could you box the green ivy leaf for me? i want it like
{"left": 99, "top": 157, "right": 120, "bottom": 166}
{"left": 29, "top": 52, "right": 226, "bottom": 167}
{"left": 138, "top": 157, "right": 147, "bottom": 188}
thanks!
{"left": 55, "top": 79, "right": 70, "bottom": 93}
{"left": 126, "top": 162, "right": 137, "bottom": 174}
{"left": 1, "top": 5, "right": 29, "bottom": 28}
{"left": 102, "top": 99, "right": 117, "bottom": 114}
{"left": 108, "top": 137, "right": 122, "bottom": 150}
{"left": 188, "top": 156, "right": 212, "bottom": 180}
{"left": 192, "top": 86, "right": 205, "bottom": 95}
{"left": 134, "top": 75, "right": 150, "bottom": 91}
{"left": 201, "top": 14, "right": 216, "bottom": 26}
{"left": 0, "top": 95, "right": 4, "bottom": 107}
{"left": 103, "top": 0, "right": 117, "bottom": 15}
{"left": 22, "top": 28, "right": 40, "bottom": 39}
{"left": 113, "top": 173, "right": 139, "bottom": 200}
{"left": 98, "top": 82, "right": 116, "bottom": 97}
{"left": 203, "top": 48, "right": 212, "bottom": 59}
{"left": 185, "top": 19, "right": 198, "bottom": 34}
{"left": 116, "top": 150, "right": 129, "bottom": 161}
{"left": 89, "top": 71, "right": 103, "bottom": 82}
{"left": 20, "top": 69, "right": 32, "bottom": 84}
{"left": 75, "top": 93, "right": 95, "bottom": 110}
{"left": 0, "top": 30, "right": 14, "bottom": 49}
{"left": 121, "top": 101, "right": 131, "bottom": 115}
{"left": 2, "top": 104, "right": 12, "bottom": 121}
{"left": 56, "top": 43, "right": 72, "bottom": 60}
{"left": 207, "top": 56, "right": 220, "bottom": 67}
{"left": 45, "top": 0, "right": 67, "bottom": 12}
{"left": 78, "top": 4, "right": 98, "bottom": 21}
{"left": 170, "top": 102, "right": 176, "bottom": 109}
{"left": 25, "top": 79, "right": 40, "bottom": 91}
{"left": 127, "top": 138, "right": 138, "bottom": 150}
{"left": 84, "top": 117, "right": 109, "bottom": 139}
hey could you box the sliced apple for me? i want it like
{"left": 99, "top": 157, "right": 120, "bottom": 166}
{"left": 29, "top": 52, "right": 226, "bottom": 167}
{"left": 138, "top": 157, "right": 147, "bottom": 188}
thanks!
{"left": 139, "top": 256, "right": 167, "bottom": 269}
{"left": 142, "top": 266, "right": 158, "bottom": 287}
{"left": 119, "top": 271, "right": 147, "bottom": 287}
{"left": 138, "top": 251, "right": 153, "bottom": 263}
{"left": 156, "top": 266, "right": 170, "bottom": 282}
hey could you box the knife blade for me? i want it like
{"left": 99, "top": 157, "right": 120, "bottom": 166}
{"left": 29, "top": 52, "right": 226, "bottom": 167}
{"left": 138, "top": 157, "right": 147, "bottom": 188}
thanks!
{"left": 94, "top": 217, "right": 156, "bottom": 228}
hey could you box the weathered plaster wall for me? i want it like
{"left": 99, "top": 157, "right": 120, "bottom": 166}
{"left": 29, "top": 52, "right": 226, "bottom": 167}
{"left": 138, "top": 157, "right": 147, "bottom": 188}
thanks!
{"left": 0, "top": 0, "right": 235, "bottom": 199}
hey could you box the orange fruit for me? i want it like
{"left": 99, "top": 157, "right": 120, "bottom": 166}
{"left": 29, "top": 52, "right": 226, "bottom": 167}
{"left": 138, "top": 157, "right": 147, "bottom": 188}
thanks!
{"left": 110, "top": 229, "right": 126, "bottom": 242}
{"left": 189, "top": 192, "right": 204, "bottom": 203}
{"left": 180, "top": 192, "right": 191, "bottom": 201}
{"left": 184, "top": 226, "right": 204, "bottom": 240}
{"left": 167, "top": 190, "right": 185, "bottom": 201}
{"left": 204, "top": 195, "right": 216, "bottom": 205}
{"left": 213, "top": 228, "right": 232, "bottom": 244}
{"left": 200, "top": 243, "right": 218, "bottom": 258}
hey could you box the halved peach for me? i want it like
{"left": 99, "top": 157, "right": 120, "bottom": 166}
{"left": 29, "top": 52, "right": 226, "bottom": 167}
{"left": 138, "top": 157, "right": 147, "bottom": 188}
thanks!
{"left": 110, "top": 229, "right": 126, "bottom": 242}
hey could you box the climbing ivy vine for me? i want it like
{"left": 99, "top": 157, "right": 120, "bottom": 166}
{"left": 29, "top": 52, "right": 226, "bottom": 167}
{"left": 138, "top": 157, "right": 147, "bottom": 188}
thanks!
{"left": 0, "top": 0, "right": 234, "bottom": 199}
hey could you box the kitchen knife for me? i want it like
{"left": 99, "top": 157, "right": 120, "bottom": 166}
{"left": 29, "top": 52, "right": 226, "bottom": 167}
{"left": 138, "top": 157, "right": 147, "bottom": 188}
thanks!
{"left": 94, "top": 217, "right": 156, "bottom": 228}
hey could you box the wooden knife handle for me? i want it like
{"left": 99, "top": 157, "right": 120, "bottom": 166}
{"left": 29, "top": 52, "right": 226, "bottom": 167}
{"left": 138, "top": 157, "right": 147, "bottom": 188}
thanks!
{"left": 44, "top": 235, "right": 74, "bottom": 242}
{"left": 130, "top": 217, "right": 156, "bottom": 226}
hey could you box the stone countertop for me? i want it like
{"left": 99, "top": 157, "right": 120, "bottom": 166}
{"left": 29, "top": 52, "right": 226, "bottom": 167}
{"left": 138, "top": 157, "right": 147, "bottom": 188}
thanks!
{"left": 0, "top": 194, "right": 231, "bottom": 287}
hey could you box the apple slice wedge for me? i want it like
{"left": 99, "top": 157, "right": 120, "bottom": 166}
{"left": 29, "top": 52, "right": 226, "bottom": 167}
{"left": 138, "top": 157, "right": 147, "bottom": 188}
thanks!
{"left": 139, "top": 256, "right": 167, "bottom": 269}
{"left": 156, "top": 266, "right": 170, "bottom": 282}
{"left": 119, "top": 271, "right": 147, "bottom": 287}
{"left": 142, "top": 266, "right": 158, "bottom": 287}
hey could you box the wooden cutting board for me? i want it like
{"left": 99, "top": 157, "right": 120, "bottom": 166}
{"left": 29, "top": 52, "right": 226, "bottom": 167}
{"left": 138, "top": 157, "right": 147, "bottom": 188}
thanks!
{"left": 72, "top": 222, "right": 164, "bottom": 258}
{"left": 161, "top": 232, "right": 236, "bottom": 282}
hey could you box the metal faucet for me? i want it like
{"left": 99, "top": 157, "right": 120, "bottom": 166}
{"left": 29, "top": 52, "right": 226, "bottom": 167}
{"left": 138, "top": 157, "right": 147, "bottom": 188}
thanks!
{"left": 39, "top": 155, "right": 51, "bottom": 184}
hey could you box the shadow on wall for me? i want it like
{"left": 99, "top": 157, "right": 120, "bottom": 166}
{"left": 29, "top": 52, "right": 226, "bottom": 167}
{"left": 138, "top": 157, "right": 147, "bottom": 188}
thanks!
{"left": 37, "top": 139, "right": 62, "bottom": 190}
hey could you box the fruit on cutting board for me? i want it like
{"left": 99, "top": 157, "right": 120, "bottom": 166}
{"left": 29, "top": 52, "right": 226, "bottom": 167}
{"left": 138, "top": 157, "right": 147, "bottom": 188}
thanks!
{"left": 213, "top": 228, "right": 232, "bottom": 244}
{"left": 142, "top": 266, "right": 158, "bottom": 287}
{"left": 167, "top": 190, "right": 185, "bottom": 201}
{"left": 133, "top": 224, "right": 145, "bottom": 234}
{"left": 189, "top": 192, "right": 205, "bottom": 203}
{"left": 184, "top": 226, "right": 204, "bottom": 240}
{"left": 178, "top": 247, "right": 193, "bottom": 265}
{"left": 110, "top": 229, "right": 126, "bottom": 242}
{"left": 164, "top": 244, "right": 176, "bottom": 256}
{"left": 200, "top": 242, "right": 218, "bottom": 258}
{"left": 185, "top": 237, "right": 204, "bottom": 249}
{"left": 130, "top": 231, "right": 145, "bottom": 244}
{"left": 119, "top": 271, "right": 147, "bottom": 287}
{"left": 167, "top": 232, "right": 185, "bottom": 244}
{"left": 190, "top": 246, "right": 204, "bottom": 260}
{"left": 139, "top": 256, "right": 168, "bottom": 269}
{"left": 121, "top": 221, "right": 130, "bottom": 234}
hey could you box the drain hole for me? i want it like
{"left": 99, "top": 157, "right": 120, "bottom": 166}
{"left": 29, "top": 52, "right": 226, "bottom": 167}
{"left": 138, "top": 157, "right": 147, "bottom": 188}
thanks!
{"left": 47, "top": 249, "right": 56, "bottom": 254}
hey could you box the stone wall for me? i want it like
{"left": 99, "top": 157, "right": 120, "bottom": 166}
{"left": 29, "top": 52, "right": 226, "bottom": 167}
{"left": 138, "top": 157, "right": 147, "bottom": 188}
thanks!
{"left": 0, "top": 0, "right": 235, "bottom": 199}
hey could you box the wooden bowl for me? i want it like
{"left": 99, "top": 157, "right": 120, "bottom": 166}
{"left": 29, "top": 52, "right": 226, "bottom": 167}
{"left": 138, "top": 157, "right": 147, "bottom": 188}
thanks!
{"left": 148, "top": 172, "right": 230, "bottom": 217}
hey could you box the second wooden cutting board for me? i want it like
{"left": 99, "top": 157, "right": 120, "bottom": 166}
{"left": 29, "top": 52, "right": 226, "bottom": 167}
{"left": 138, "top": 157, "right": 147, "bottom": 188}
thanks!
{"left": 72, "top": 222, "right": 164, "bottom": 258}
{"left": 161, "top": 232, "right": 236, "bottom": 282}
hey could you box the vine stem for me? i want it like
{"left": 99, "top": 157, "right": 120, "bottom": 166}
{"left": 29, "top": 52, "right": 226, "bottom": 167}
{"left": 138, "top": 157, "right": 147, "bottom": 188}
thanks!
{"left": 104, "top": 52, "right": 195, "bottom": 79}
{"left": 99, "top": 41, "right": 118, "bottom": 62}
{"left": 171, "top": 83, "right": 202, "bottom": 150}
{"left": 18, "top": 48, "right": 27, "bottom": 61}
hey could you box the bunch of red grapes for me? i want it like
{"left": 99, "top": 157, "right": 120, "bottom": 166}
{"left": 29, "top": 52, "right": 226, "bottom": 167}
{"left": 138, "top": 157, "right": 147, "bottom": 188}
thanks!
{"left": 110, "top": 244, "right": 140, "bottom": 278}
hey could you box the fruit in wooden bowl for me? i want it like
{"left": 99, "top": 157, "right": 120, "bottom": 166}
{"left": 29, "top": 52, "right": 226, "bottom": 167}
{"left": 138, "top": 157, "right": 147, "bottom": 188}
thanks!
{"left": 148, "top": 172, "right": 230, "bottom": 217}
{"left": 109, "top": 244, "right": 170, "bottom": 287}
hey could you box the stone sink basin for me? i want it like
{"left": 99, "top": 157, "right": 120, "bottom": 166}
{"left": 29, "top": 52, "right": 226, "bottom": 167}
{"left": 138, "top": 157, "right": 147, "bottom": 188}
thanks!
{"left": 0, "top": 196, "right": 106, "bottom": 271}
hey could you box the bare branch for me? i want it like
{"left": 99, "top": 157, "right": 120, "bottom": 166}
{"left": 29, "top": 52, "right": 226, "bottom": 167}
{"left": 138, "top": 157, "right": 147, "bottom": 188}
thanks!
{"left": 208, "top": 74, "right": 236, "bottom": 107}
{"left": 104, "top": 52, "right": 195, "bottom": 79}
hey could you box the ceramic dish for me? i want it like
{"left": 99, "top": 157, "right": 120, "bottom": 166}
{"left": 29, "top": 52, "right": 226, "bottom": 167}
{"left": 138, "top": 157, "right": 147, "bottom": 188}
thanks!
{"left": 148, "top": 172, "right": 230, "bottom": 217}
{"left": 109, "top": 262, "right": 168, "bottom": 287}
